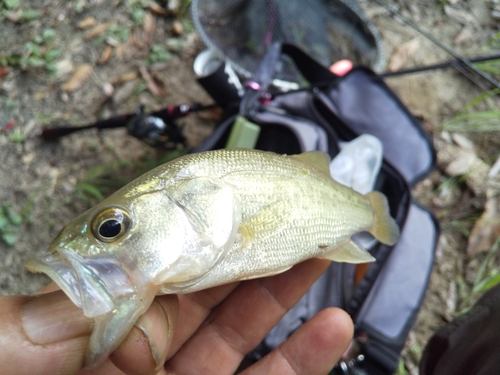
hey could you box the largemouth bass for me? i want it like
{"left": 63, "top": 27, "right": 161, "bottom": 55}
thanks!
{"left": 26, "top": 149, "right": 399, "bottom": 367}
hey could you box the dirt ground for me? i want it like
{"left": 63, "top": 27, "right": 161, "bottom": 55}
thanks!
{"left": 1, "top": 0, "right": 499, "bottom": 374}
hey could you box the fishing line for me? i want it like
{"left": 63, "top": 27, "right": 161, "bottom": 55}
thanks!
{"left": 370, "top": 0, "right": 500, "bottom": 90}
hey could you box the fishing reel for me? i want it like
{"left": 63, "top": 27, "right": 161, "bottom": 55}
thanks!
{"left": 126, "top": 105, "right": 185, "bottom": 148}
{"left": 40, "top": 102, "right": 217, "bottom": 150}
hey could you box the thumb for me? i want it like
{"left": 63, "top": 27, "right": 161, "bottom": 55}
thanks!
{"left": 0, "top": 288, "right": 179, "bottom": 375}
{"left": 0, "top": 290, "right": 92, "bottom": 375}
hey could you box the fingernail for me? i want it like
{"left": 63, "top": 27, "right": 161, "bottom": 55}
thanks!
{"left": 134, "top": 299, "right": 174, "bottom": 368}
{"left": 22, "top": 290, "right": 93, "bottom": 345}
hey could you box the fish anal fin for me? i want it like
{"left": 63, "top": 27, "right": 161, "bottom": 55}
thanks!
{"left": 290, "top": 151, "right": 331, "bottom": 175}
{"left": 317, "top": 240, "right": 375, "bottom": 264}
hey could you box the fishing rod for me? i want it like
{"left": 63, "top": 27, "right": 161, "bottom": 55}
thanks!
{"left": 380, "top": 54, "right": 500, "bottom": 78}
{"left": 370, "top": 0, "right": 500, "bottom": 90}
{"left": 40, "top": 102, "right": 218, "bottom": 148}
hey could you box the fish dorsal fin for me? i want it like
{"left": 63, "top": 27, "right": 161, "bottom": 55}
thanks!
{"left": 290, "top": 151, "right": 331, "bottom": 175}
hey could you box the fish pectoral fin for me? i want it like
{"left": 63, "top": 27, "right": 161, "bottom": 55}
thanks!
{"left": 84, "top": 290, "right": 156, "bottom": 369}
{"left": 170, "top": 176, "right": 241, "bottom": 249}
{"left": 318, "top": 240, "right": 375, "bottom": 264}
{"left": 239, "top": 200, "right": 292, "bottom": 246}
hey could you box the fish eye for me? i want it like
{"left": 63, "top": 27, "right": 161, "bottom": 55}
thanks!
{"left": 92, "top": 208, "right": 131, "bottom": 243}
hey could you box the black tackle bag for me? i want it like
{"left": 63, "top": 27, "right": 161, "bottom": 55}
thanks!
{"left": 193, "top": 43, "right": 439, "bottom": 375}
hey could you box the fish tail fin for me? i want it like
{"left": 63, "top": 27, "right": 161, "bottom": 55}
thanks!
{"left": 366, "top": 191, "right": 400, "bottom": 246}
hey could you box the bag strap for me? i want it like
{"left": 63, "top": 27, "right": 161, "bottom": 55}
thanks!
{"left": 239, "top": 43, "right": 337, "bottom": 116}
{"left": 239, "top": 42, "right": 282, "bottom": 115}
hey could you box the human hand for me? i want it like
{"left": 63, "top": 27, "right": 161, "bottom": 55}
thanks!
{"left": 0, "top": 258, "right": 353, "bottom": 375}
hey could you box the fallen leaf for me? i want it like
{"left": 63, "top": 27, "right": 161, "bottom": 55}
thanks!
{"left": 167, "top": 0, "right": 180, "bottom": 14}
{"left": 98, "top": 45, "right": 113, "bottom": 65}
{"left": 115, "top": 42, "right": 137, "bottom": 61}
{"left": 0, "top": 67, "right": 8, "bottom": 77}
{"left": 84, "top": 23, "right": 109, "bottom": 40}
{"left": 77, "top": 16, "right": 96, "bottom": 29}
{"left": 61, "top": 64, "right": 92, "bottom": 92}
{"left": 172, "top": 20, "right": 183, "bottom": 35}
{"left": 437, "top": 141, "right": 490, "bottom": 196}
{"left": 115, "top": 71, "right": 139, "bottom": 83}
{"left": 445, "top": 151, "right": 475, "bottom": 176}
{"left": 467, "top": 197, "right": 500, "bottom": 256}
{"left": 2, "top": 121, "right": 16, "bottom": 133}
{"left": 388, "top": 38, "right": 420, "bottom": 72}
{"left": 55, "top": 59, "right": 74, "bottom": 78}
{"left": 105, "top": 37, "right": 120, "bottom": 47}
{"left": 444, "top": 5, "right": 475, "bottom": 25}
{"left": 143, "top": 12, "right": 156, "bottom": 46}
{"left": 113, "top": 79, "right": 140, "bottom": 104}
{"left": 468, "top": 157, "right": 500, "bottom": 255}
{"left": 4, "top": 11, "right": 20, "bottom": 22}
{"left": 33, "top": 91, "right": 47, "bottom": 100}
{"left": 451, "top": 133, "right": 474, "bottom": 150}
{"left": 139, "top": 65, "right": 165, "bottom": 96}
{"left": 454, "top": 27, "right": 473, "bottom": 45}
{"left": 147, "top": 3, "right": 168, "bottom": 16}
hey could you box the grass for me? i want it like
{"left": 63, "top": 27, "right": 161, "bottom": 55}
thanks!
{"left": 0, "top": 204, "right": 22, "bottom": 246}
{"left": 0, "top": 0, "right": 40, "bottom": 22}
{"left": 441, "top": 110, "right": 500, "bottom": 132}
{"left": 73, "top": 149, "right": 184, "bottom": 206}
{"left": 439, "top": 53, "right": 500, "bottom": 132}
{"left": 0, "top": 28, "right": 61, "bottom": 74}
{"left": 74, "top": 162, "right": 131, "bottom": 205}
{"left": 457, "top": 237, "right": 500, "bottom": 314}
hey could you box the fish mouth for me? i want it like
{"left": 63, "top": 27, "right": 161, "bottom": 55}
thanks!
{"left": 25, "top": 248, "right": 135, "bottom": 318}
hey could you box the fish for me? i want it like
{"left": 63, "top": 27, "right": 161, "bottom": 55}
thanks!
{"left": 25, "top": 149, "right": 399, "bottom": 367}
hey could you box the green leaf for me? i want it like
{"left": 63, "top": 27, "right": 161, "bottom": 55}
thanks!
{"left": 132, "top": 7, "right": 145, "bottom": 25}
{"left": 19, "top": 9, "right": 40, "bottom": 21}
{"left": 33, "top": 34, "right": 44, "bottom": 44}
{"left": 42, "top": 28, "right": 56, "bottom": 42}
{"left": 3, "top": 0, "right": 19, "bottom": 10}
{"left": 9, "top": 132, "right": 24, "bottom": 142}
{"left": 44, "top": 48, "right": 61, "bottom": 62}
{"left": 26, "top": 42, "right": 41, "bottom": 56}
{"left": 5, "top": 206, "right": 22, "bottom": 225}
{"left": 0, "top": 210, "right": 8, "bottom": 229}
{"left": 2, "top": 231, "right": 18, "bottom": 246}
{"left": 44, "top": 61, "right": 57, "bottom": 74}
{"left": 76, "top": 182, "right": 105, "bottom": 201}
{"left": 4, "top": 99, "right": 16, "bottom": 109}
{"left": 149, "top": 44, "right": 173, "bottom": 64}
{"left": 27, "top": 55, "right": 45, "bottom": 68}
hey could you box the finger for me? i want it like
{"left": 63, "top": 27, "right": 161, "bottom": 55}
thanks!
{"left": 167, "top": 282, "right": 239, "bottom": 359}
{"left": 0, "top": 292, "right": 92, "bottom": 375}
{"left": 165, "top": 258, "right": 330, "bottom": 374}
{"left": 77, "top": 359, "right": 127, "bottom": 375}
{"left": 109, "top": 295, "right": 178, "bottom": 375}
{"left": 242, "top": 308, "right": 354, "bottom": 375}
{"left": 1, "top": 288, "right": 177, "bottom": 375}
{"left": 37, "top": 282, "right": 61, "bottom": 294}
